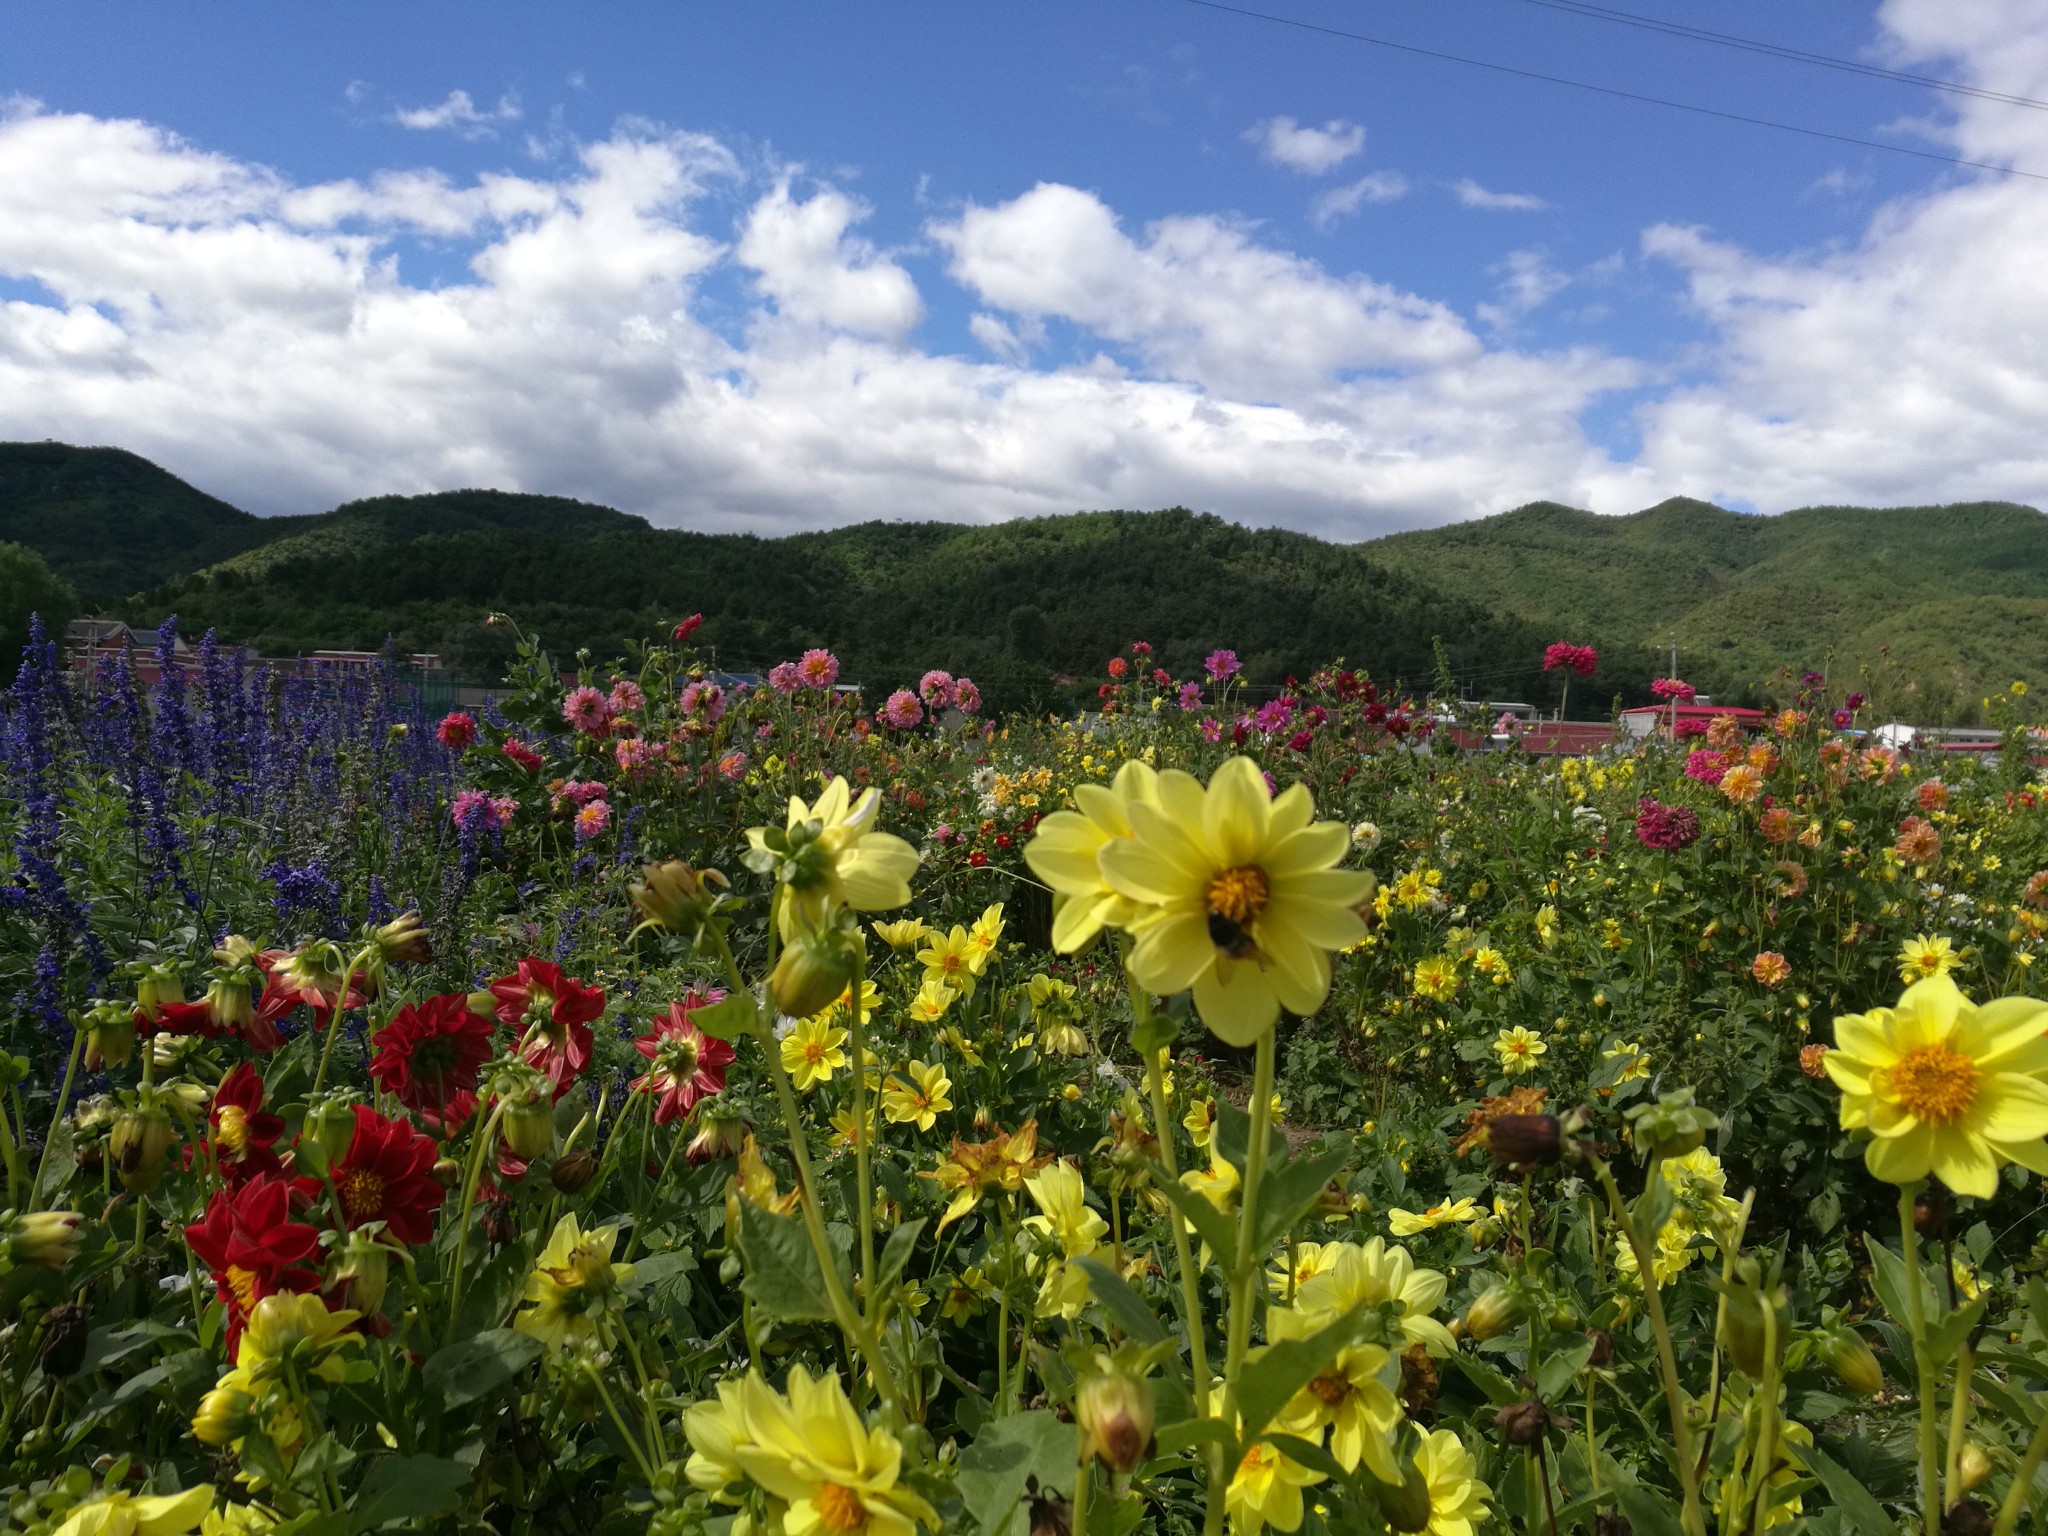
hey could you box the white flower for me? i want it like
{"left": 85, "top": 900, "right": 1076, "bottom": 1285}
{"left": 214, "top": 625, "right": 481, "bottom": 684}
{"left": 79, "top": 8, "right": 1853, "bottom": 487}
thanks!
{"left": 1350, "top": 821, "right": 1381, "bottom": 855}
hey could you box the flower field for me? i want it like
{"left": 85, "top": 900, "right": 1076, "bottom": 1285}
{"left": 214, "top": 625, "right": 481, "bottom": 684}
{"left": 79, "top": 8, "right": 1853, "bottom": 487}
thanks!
{"left": 2, "top": 613, "right": 2046, "bottom": 1536}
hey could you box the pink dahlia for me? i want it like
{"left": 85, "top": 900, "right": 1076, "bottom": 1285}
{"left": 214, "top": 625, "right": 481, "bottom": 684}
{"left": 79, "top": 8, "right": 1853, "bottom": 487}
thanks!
{"left": 1204, "top": 649, "right": 1241, "bottom": 682}
{"left": 607, "top": 679, "right": 645, "bottom": 715}
{"left": 1543, "top": 642, "right": 1598, "bottom": 677}
{"left": 562, "top": 685, "right": 612, "bottom": 735}
{"left": 574, "top": 801, "right": 611, "bottom": 842}
{"left": 1649, "top": 678, "right": 1695, "bottom": 703}
{"left": 503, "top": 738, "right": 543, "bottom": 771}
{"left": 882, "top": 690, "right": 925, "bottom": 729}
{"left": 797, "top": 648, "right": 840, "bottom": 690}
{"left": 919, "top": 670, "right": 957, "bottom": 709}
{"left": 679, "top": 680, "right": 726, "bottom": 723}
{"left": 1683, "top": 749, "right": 1727, "bottom": 787}
{"left": 953, "top": 677, "right": 981, "bottom": 714}
{"left": 437, "top": 711, "right": 478, "bottom": 750}
{"left": 767, "top": 661, "right": 802, "bottom": 695}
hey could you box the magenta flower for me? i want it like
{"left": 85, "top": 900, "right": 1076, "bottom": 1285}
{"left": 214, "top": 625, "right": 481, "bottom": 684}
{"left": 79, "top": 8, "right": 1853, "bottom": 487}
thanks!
{"left": 1252, "top": 698, "right": 1295, "bottom": 735}
{"left": 767, "top": 661, "right": 801, "bottom": 695}
{"left": 1178, "top": 682, "right": 1203, "bottom": 711}
{"left": 1542, "top": 643, "right": 1598, "bottom": 677}
{"left": 881, "top": 690, "right": 925, "bottom": 729}
{"left": 953, "top": 677, "right": 981, "bottom": 714}
{"left": 1683, "top": 748, "right": 1727, "bottom": 787}
{"left": 1198, "top": 717, "right": 1223, "bottom": 742}
{"left": 562, "top": 685, "right": 612, "bottom": 734}
{"left": 919, "top": 670, "right": 957, "bottom": 709}
{"left": 574, "top": 801, "right": 612, "bottom": 842}
{"left": 797, "top": 649, "right": 840, "bottom": 690}
{"left": 1204, "top": 649, "right": 1241, "bottom": 682}
{"left": 1650, "top": 677, "right": 1695, "bottom": 702}
{"left": 679, "top": 680, "right": 726, "bottom": 723}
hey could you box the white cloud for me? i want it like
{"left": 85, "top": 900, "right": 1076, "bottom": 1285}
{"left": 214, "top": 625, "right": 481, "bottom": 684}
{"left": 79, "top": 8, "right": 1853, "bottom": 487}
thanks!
{"left": 1244, "top": 116, "right": 1365, "bottom": 175}
{"left": 1311, "top": 171, "right": 1408, "bottom": 229}
{"left": 393, "top": 89, "right": 521, "bottom": 137}
{"left": 1453, "top": 179, "right": 1548, "bottom": 212}
{"left": 0, "top": 102, "right": 1643, "bottom": 540}
{"left": 1475, "top": 250, "right": 1570, "bottom": 332}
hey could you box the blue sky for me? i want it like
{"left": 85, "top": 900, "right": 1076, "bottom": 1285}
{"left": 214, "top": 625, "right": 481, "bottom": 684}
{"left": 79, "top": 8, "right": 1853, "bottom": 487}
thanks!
{"left": 3, "top": 1, "right": 2045, "bottom": 536}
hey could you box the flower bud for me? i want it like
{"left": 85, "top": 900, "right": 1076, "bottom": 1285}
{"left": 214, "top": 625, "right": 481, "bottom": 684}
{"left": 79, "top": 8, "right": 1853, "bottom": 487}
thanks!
{"left": 1485, "top": 1114, "right": 1562, "bottom": 1170}
{"left": 502, "top": 1097, "right": 555, "bottom": 1161}
{"left": 630, "top": 860, "right": 729, "bottom": 937}
{"left": 551, "top": 1149, "right": 598, "bottom": 1194}
{"left": 1075, "top": 1367, "right": 1155, "bottom": 1475}
{"left": 203, "top": 974, "right": 256, "bottom": 1036}
{"left": 38, "top": 1302, "right": 90, "bottom": 1377}
{"left": 1819, "top": 1325, "right": 1884, "bottom": 1397}
{"left": 1494, "top": 1398, "right": 1559, "bottom": 1447}
{"left": 82, "top": 1003, "right": 136, "bottom": 1072}
{"left": 1958, "top": 1444, "right": 1993, "bottom": 1494}
{"left": 328, "top": 1231, "right": 390, "bottom": 1316}
{"left": 1719, "top": 1258, "right": 1789, "bottom": 1380}
{"left": 768, "top": 927, "right": 861, "bottom": 1021}
{"left": 1625, "top": 1089, "right": 1720, "bottom": 1161}
{"left": 686, "top": 1109, "right": 749, "bottom": 1166}
{"left": 370, "top": 912, "right": 433, "bottom": 967}
{"left": 134, "top": 963, "right": 184, "bottom": 1023}
{"left": 1375, "top": 1459, "right": 1434, "bottom": 1533}
{"left": 8, "top": 1210, "right": 83, "bottom": 1270}
{"left": 213, "top": 934, "right": 259, "bottom": 969}
{"left": 299, "top": 1096, "right": 360, "bottom": 1175}
{"left": 192, "top": 1381, "right": 258, "bottom": 1446}
{"left": 111, "top": 1106, "right": 176, "bottom": 1193}
{"left": 1462, "top": 1285, "right": 1524, "bottom": 1343}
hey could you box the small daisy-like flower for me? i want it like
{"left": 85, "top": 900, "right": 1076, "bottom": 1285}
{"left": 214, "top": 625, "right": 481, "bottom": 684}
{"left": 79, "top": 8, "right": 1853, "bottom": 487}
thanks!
{"left": 1493, "top": 1025, "right": 1546, "bottom": 1076}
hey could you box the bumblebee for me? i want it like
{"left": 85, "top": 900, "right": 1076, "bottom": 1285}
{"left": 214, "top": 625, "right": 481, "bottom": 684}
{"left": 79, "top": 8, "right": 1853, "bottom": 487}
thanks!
{"left": 1207, "top": 908, "right": 1262, "bottom": 961}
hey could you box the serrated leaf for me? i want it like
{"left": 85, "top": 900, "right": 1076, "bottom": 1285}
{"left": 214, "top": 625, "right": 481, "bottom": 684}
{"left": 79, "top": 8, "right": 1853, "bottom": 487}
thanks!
{"left": 422, "top": 1328, "right": 543, "bottom": 1409}
{"left": 738, "top": 1199, "right": 834, "bottom": 1322}
{"left": 1248, "top": 1143, "right": 1351, "bottom": 1255}
{"left": 1075, "top": 1255, "right": 1169, "bottom": 1346}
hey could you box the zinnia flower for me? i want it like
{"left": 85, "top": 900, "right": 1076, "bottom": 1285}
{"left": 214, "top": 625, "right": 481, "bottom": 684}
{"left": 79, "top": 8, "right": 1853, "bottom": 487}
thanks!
{"left": 1634, "top": 798, "right": 1700, "bottom": 851}
{"left": 369, "top": 992, "right": 495, "bottom": 1123}
{"left": 325, "top": 1106, "right": 445, "bottom": 1245}
{"left": 1917, "top": 779, "right": 1949, "bottom": 812}
{"left": 574, "top": 801, "right": 611, "bottom": 842}
{"left": 489, "top": 959, "right": 605, "bottom": 1095}
{"left": 768, "top": 661, "right": 802, "bottom": 695}
{"left": 1092, "top": 756, "right": 1371, "bottom": 1045}
{"left": 1683, "top": 749, "right": 1727, "bottom": 787}
{"left": 633, "top": 993, "right": 736, "bottom": 1124}
{"left": 748, "top": 775, "right": 920, "bottom": 940}
{"left": 436, "top": 711, "right": 477, "bottom": 750}
{"left": 918, "top": 669, "right": 957, "bottom": 708}
{"left": 1542, "top": 642, "right": 1597, "bottom": 676}
{"left": 1824, "top": 974, "right": 2048, "bottom": 1197}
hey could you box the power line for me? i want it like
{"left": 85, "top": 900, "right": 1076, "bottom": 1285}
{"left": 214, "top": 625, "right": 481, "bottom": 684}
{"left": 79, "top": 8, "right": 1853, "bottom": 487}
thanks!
{"left": 1499, "top": 0, "right": 2048, "bottom": 115}
{"left": 1175, "top": 0, "right": 2048, "bottom": 184}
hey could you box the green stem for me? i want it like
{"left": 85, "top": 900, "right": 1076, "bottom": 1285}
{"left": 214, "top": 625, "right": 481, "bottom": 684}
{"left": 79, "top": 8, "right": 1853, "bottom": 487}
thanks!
{"left": 1220, "top": 1030, "right": 1277, "bottom": 1416}
{"left": 309, "top": 943, "right": 379, "bottom": 1098}
{"left": 0, "top": 1094, "right": 24, "bottom": 1211}
{"left": 1991, "top": 1403, "right": 2048, "bottom": 1536}
{"left": 1739, "top": 1297, "right": 1784, "bottom": 1536}
{"left": 1073, "top": 1449, "right": 1092, "bottom": 1536}
{"left": 586, "top": 1362, "right": 659, "bottom": 1488}
{"left": 847, "top": 944, "right": 877, "bottom": 1310}
{"left": 1900, "top": 1185, "right": 1942, "bottom": 1536}
{"left": 1592, "top": 1155, "right": 1706, "bottom": 1536}
{"left": 28, "top": 1027, "right": 82, "bottom": 1211}
{"left": 1131, "top": 980, "right": 1212, "bottom": 1417}
{"left": 446, "top": 1098, "right": 510, "bottom": 1324}
{"left": 1945, "top": 1342, "right": 1975, "bottom": 1510}
{"left": 618, "top": 1323, "right": 669, "bottom": 1460}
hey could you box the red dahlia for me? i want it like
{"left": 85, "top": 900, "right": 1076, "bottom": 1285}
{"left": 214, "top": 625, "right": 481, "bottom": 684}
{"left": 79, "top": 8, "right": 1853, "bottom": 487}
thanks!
{"left": 631, "top": 991, "right": 735, "bottom": 1125}
{"left": 323, "top": 1106, "right": 445, "bottom": 1246}
{"left": 489, "top": 958, "right": 603, "bottom": 1096}
{"left": 209, "top": 1064, "right": 286, "bottom": 1186}
{"left": 369, "top": 993, "right": 496, "bottom": 1120}
{"left": 437, "top": 711, "right": 478, "bottom": 750}
{"left": 184, "top": 1176, "right": 321, "bottom": 1350}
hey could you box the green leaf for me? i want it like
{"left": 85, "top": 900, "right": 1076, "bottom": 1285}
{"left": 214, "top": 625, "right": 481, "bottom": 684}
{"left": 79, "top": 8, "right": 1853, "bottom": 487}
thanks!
{"left": 1130, "top": 1010, "right": 1177, "bottom": 1057}
{"left": 1613, "top": 1485, "right": 1685, "bottom": 1536}
{"left": 1262, "top": 1432, "right": 1349, "bottom": 1481}
{"left": 1233, "top": 1307, "right": 1372, "bottom": 1448}
{"left": 1148, "top": 1173, "right": 1237, "bottom": 1273}
{"left": 1214, "top": 1101, "right": 1287, "bottom": 1180}
{"left": 1922, "top": 1295, "right": 1987, "bottom": 1365}
{"left": 348, "top": 1454, "right": 474, "bottom": 1531}
{"left": 1075, "top": 1256, "right": 1169, "bottom": 1346}
{"left": 1864, "top": 1231, "right": 1927, "bottom": 1331}
{"left": 1801, "top": 1443, "right": 1905, "bottom": 1536}
{"left": 955, "top": 1409, "right": 1078, "bottom": 1536}
{"left": 1248, "top": 1143, "right": 1351, "bottom": 1255}
{"left": 689, "top": 995, "right": 756, "bottom": 1041}
{"left": 422, "top": 1329, "right": 543, "bottom": 1410}
{"left": 878, "top": 1219, "right": 926, "bottom": 1296}
{"left": 1153, "top": 1416, "right": 1233, "bottom": 1457}
{"left": 1444, "top": 1350, "right": 1522, "bottom": 1407}
{"left": 738, "top": 1199, "right": 834, "bottom": 1322}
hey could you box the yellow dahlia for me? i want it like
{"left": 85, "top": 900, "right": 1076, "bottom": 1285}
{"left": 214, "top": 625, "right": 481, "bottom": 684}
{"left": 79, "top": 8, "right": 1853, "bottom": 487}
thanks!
{"left": 1897, "top": 933, "right": 1958, "bottom": 986}
{"left": 732, "top": 1366, "right": 937, "bottom": 1536}
{"left": 748, "top": 777, "right": 919, "bottom": 940}
{"left": 1095, "top": 757, "right": 1371, "bottom": 1044}
{"left": 1023, "top": 761, "right": 1161, "bottom": 952}
{"left": 1824, "top": 974, "right": 2048, "bottom": 1198}
{"left": 1413, "top": 1427, "right": 1493, "bottom": 1536}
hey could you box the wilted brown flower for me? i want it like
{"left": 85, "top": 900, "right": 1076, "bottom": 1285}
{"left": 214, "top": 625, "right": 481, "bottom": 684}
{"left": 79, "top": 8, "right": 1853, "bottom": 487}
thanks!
{"left": 1799, "top": 1043, "right": 1830, "bottom": 1079}
{"left": 1768, "top": 861, "right": 1810, "bottom": 899}
{"left": 1453, "top": 1085, "right": 1548, "bottom": 1158}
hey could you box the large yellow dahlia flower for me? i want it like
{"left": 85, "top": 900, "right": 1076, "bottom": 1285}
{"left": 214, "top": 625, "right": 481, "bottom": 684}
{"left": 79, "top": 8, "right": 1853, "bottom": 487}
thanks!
{"left": 747, "top": 777, "right": 919, "bottom": 940}
{"left": 1022, "top": 761, "right": 1160, "bottom": 953}
{"left": 1824, "top": 974, "right": 2048, "bottom": 1198}
{"left": 1096, "top": 756, "right": 1371, "bottom": 1044}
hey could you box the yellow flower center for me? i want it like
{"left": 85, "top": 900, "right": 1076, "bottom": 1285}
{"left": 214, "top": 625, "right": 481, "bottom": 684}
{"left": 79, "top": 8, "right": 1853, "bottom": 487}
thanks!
{"left": 215, "top": 1104, "right": 250, "bottom": 1156}
{"left": 815, "top": 1482, "right": 867, "bottom": 1533}
{"left": 1207, "top": 865, "right": 1270, "bottom": 924}
{"left": 339, "top": 1168, "right": 387, "bottom": 1220}
{"left": 224, "top": 1265, "right": 260, "bottom": 1313}
{"left": 1886, "top": 1044, "right": 1979, "bottom": 1124}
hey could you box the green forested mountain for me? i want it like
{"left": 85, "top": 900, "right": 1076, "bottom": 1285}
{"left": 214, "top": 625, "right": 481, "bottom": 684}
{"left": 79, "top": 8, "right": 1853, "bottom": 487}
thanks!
{"left": 2, "top": 441, "right": 2041, "bottom": 717}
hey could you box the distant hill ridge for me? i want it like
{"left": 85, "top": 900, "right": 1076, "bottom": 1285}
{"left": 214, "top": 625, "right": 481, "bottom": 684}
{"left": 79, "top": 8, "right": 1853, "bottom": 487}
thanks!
{"left": 1, "top": 440, "right": 2038, "bottom": 720}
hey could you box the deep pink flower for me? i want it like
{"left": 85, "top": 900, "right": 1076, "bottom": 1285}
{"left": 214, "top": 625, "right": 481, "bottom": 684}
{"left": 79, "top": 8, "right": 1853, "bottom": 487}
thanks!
{"left": 953, "top": 678, "right": 981, "bottom": 714}
{"left": 1107, "top": 657, "right": 1129, "bottom": 679}
{"left": 503, "top": 738, "right": 543, "bottom": 771}
{"left": 1543, "top": 642, "right": 1598, "bottom": 677}
{"left": 1178, "top": 682, "right": 1203, "bottom": 710}
{"left": 574, "top": 801, "right": 611, "bottom": 842}
{"left": 1650, "top": 678, "right": 1695, "bottom": 702}
{"left": 673, "top": 613, "right": 704, "bottom": 642}
{"left": 490, "top": 959, "right": 604, "bottom": 1096}
{"left": 919, "top": 670, "right": 957, "bottom": 708}
{"left": 1683, "top": 749, "right": 1727, "bottom": 787}
{"left": 437, "top": 711, "right": 478, "bottom": 750}
{"left": 768, "top": 661, "right": 802, "bottom": 695}
{"left": 632, "top": 991, "right": 735, "bottom": 1124}
{"left": 1204, "top": 649, "right": 1241, "bottom": 682}
{"left": 680, "top": 680, "right": 726, "bottom": 723}
{"left": 607, "top": 679, "right": 645, "bottom": 715}
{"left": 882, "top": 690, "right": 925, "bottom": 729}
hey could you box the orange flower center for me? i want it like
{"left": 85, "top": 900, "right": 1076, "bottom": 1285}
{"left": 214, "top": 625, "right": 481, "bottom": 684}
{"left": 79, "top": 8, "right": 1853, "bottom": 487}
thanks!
{"left": 1308, "top": 1372, "right": 1350, "bottom": 1406}
{"left": 815, "top": 1482, "right": 867, "bottom": 1533}
{"left": 1238, "top": 1443, "right": 1274, "bottom": 1478}
{"left": 224, "top": 1265, "right": 260, "bottom": 1313}
{"left": 215, "top": 1104, "right": 250, "bottom": 1156}
{"left": 1886, "top": 1045, "right": 1979, "bottom": 1124}
{"left": 803, "top": 1040, "right": 827, "bottom": 1065}
{"left": 1207, "top": 865, "right": 1270, "bottom": 925}
{"left": 339, "top": 1168, "right": 387, "bottom": 1220}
